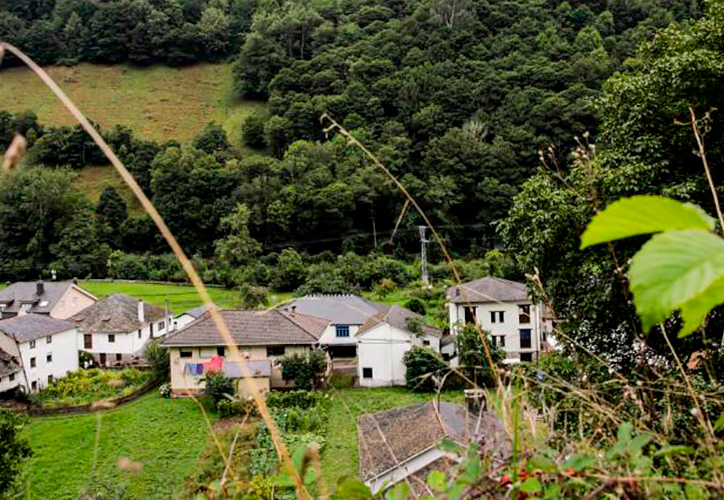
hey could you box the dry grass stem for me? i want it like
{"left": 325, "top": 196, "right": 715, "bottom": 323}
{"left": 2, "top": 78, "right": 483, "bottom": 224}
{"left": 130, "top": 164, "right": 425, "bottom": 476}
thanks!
{"left": 2, "top": 133, "right": 26, "bottom": 171}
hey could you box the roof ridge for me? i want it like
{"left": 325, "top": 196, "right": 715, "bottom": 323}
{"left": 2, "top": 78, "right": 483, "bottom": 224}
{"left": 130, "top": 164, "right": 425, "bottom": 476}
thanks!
{"left": 277, "top": 309, "right": 324, "bottom": 341}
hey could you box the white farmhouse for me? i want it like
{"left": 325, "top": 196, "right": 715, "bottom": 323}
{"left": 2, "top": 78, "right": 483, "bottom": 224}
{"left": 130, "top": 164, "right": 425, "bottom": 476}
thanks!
{"left": 174, "top": 304, "right": 209, "bottom": 331}
{"left": 357, "top": 305, "right": 441, "bottom": 387}
{"left": 0, "top": 314, "right": 79, "bottom": 392}
{"left": 71, "top": 294, "right": 174, "bottom": 366}
{"left": 280, "top": 295, "right": 386, "bottom": 358}
{"left": 0, "top": 280, "right": 96, "bottom": 320}
{"left": 447, "top": 277, "right": 551, "bottom": 363}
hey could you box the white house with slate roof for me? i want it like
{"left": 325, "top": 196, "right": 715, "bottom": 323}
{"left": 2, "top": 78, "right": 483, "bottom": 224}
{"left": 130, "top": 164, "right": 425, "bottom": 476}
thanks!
{"left": 280, "top": 295, "right": 386, "bottom": 358}
{"left": 71, "top": 294, "right": 174, "bottom": 366}
{"left": 161, "top": 309, "right": 329, "bottom": 397}
{"left": 0, "top": 314, "right": 79, "bottom": 392}
{"left": 174, "top": 304, "right": 209, "bottom": 331}
{"left": 0, "top": 280, "right": 96, "bottom": 320}
{"left": 357, "top": 305, "right": 441, "bottom": 387}
{"left": 447, "top": 277, "right": 551, "bottom": 363}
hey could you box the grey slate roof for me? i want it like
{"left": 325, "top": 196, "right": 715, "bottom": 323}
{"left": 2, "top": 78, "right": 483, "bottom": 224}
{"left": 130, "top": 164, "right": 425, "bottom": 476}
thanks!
{"left": 357, "top": 305, "right": 441, "bottom": 337}
{"left": 0, "top": 281, "right": 91, "bottom": 315}
{"left": 447, "top": 277, "right": 529, "bottom": 304}
{"left": 71, "top": 294, "right": 167, "bottom": 333}
{"left": 358, "top": 402, "right": 511, "bottom": 482}
{"left": 0, "top": 314, "right": 75, "bottom": 343}
{"left": 161, "top": 309, "right": 329, "bottom": 347}
{"left": 181, "top": 304, "right": 209, "bottom": 319}
{"left": 0, "top": 348, "right": 21, "bottom": 378}
{"left": 281, "top": 295, "right": 386, "bottom": 325}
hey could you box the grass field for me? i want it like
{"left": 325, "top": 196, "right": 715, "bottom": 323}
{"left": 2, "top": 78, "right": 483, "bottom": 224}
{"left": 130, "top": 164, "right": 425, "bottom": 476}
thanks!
{"left": 0, "top": 63, "right": 266, "bottom": 146}
{"left": 80, "top": 280, "right": 292, "bottom": 313}
{"left": 23, "top": 392, "right": 211, "bottom": 500}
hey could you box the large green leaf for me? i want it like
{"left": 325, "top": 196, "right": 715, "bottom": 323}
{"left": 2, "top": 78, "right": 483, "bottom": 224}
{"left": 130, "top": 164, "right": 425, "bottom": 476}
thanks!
{"left": 580, "top": 196, "right": 715, "bottom": 249}
{"left": 629, "top": 229, "right": 724, "bottom": 332}
{"left": 679, "top": 275, "right": 724, "bottom": 337}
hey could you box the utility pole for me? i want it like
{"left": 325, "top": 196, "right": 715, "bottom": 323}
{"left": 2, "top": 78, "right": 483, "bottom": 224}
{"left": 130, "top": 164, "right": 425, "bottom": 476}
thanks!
{"left": 372, "top": 217, "right": 377, "bottom": 249}
{"left": 418, "top": 225, "right": 429, "bottom": 286}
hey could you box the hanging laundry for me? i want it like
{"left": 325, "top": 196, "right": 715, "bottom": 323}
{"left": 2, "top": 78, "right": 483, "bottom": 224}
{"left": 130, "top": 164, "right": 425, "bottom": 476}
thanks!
{"left": 204, "top": 355, "right": 223, "bottom": 373}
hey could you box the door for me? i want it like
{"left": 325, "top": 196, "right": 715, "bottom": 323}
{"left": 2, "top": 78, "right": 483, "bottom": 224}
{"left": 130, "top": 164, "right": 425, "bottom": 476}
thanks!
{"left": 84, "top": 334, "right": 92, "bottom": 349}
{"left": 99, "top": 353, "right": 106, "bottom": 365}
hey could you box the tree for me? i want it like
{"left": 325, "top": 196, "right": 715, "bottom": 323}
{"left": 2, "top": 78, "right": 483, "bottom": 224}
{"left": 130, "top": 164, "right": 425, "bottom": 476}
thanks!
{"left": 144, "top": 341, "right": 170, "bottom": 380}
{"left": 273, "top": 248, "right": 306, "bottom": 291}
{"left": 455, "top": 324, "right": 503, "bottom": 386}
{"left": 402, "top": 346, "right": 450, "bottom": 392}
{"left": 278, "top": 349, "right": 327, "bottom": 390}
{"left": 0, "top": 410, "right": 32, "bottom": 496}
{"left": 214, "top": 204, "right": 262, "bottom": 267}
{"left": 192, "top": 122, "right": 230, "bottom": 154}
{"left": 241, "top": 112, "right": 267, "bottom": 149}
{"left": 232, "top": 31, "right": 286, "bottom": 98}
{"left": 204, "top": 372, "right": 235, "bottom": 407}
{"left": 198, "top": 6, "right": 232, "bottom": 58}
{"left": 96, "top": 186, "right": 128, "bottom": 248}
{"left": 50, "top": 204, "right": 106, "bottom": 279}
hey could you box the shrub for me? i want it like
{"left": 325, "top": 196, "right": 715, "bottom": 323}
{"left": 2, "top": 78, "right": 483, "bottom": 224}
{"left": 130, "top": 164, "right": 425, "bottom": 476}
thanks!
{"left": 278, "top": 350, "right": 328, "bottom": 390}
{"left": 158, "top": 383, "right": 171, "bottom": 398}
{"left": 456, "top": 323, "right": 504, "bottom": 386}
{"left": 403, "top": 346, "right": 450, "bottom": 392}
{"left": 405, "top": 298, "right": 426, "bottom": 315}
{"left": 0, "top": 410, "right": 32, "bottom": 495}
{"left": 193, "top": 122, "right": 230, "bottom": 153}
{"left": 144, "top": 341, "right": 169, "bottom": 380}
{"left": 203, "top": 372, "right": 235, "bottom": 407}
{"left": 372, "top": 277, "right": 396, "bottom": 299}
{"left": 216, "top": 398, "right": 255, "bottom": 418}
{"left": 237, "top": 283, "right": 269, "bottom": 309}
{"left": 266, "top": 390, "right": 327, "bottom": 409}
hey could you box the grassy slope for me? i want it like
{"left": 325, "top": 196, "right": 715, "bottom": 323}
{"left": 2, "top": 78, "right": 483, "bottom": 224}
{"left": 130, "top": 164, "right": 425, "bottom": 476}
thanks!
{"left": 23, "top": 392, "right": 211, "bottom": 500}
{"left": 322, "top": 388, "right": 464, "bottom": 486}
{"left": 80, "top": 280, "right": 292, "bottom": 313}
{"left": 0, "top": 63, "right": 267, "bottom": 211}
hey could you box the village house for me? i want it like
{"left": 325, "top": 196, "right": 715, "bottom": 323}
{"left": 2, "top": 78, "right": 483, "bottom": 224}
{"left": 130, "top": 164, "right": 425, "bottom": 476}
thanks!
{"left": 0, "top": 348, "right": 22, "bottom": 393}
{"left": 174, "top": 304, "right": 209, "bottom": 330}
{"left": 161, "top": 309, "right": 329, "bottom": 397}
{"left": 71, "top": 294, "right": 174, "bottom": 366}
{"left": 0, "top": 280, "right": 96, "bottom": 320}
{"left": 357, "top": 401, "right": 511, "bottom": 493}
{"left": 357, "top": 305, "right": 442, "bottom": 387}
{"left": 447, "top": 277, "right": 551, "bottom": 363}
{"left": 281, "top": 294, "right": 386, "bottom": 359}
{"left": 0, "top": 314, "right": 79, "bottom": 392}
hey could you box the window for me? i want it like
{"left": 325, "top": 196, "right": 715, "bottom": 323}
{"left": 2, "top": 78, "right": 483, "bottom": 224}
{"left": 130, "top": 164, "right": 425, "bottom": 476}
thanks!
{"left": 464, "top": 307, "right": 476, "bottom": 324}
{"left": 159, "top": 321, "right": 165, "bottom": 330}
{"left": 335, "top": 325, "right": 350, "bottom": 338}
{"left": 100, "top": 353, "right": 106, "bottom": 365}
{"left": 31, "top": 381, "right": 37, "bottom": 391}
{"left": 217, "top": 347, "right": 225, "bottom": 357}
{"left": 493, "top": 335, "right": 505, "bottom": 347}
{"left": 199, "top": 347, "right": 215, "bottom": 358}
{"left": 362, "top": 367, "right": 373, "bottom": 379}
{"left": 520, "top": 352, "right": 533, "bottom": 362}
{"left": 46, "top": 354, "right": 52, "bottom": 364}
{"left": 46, "top": 335, "right": 52, "bottom": 344}
{"left": 138, "top": 329, "right": 142, "bottom": 339}
{"left": 519, "top": 305, "right": 531, "bottom": 324}
{"left": 9, "top": 373, "right": 14, "bottom": 382}
{"left": 116, "top": 353, "right": 122, "bottom": 361}
{"left": 47, "top": 375, "right": 53, "bottom": 384}
{"left": 108, "top": 334, "right": 115, "bottom": 343}
{"left": 423, "top": 340, "right": 430, "bottom": 346}
{"left": 30, "top": 357, "right": 36, "bottom": 368}
{"left": 541, "top": 330, "right": 547, "bottom": 342}
{"left": 267, "top": 346, "right": 285, "bottom": 357}
{"left": 490, "top": 311, "right": 505, "bottom": 323}
{"left": 84, "top": 334, "right": 93, "bottom": 349}
{"left": 519, "top": 329, "right": 531, "bottom": 349}
{"left": 150, "top": 323, "right": 154, "bottom": 336}
{"left": 180, "top": 350, "right": 193, "bottom": 358}
{"left": 29, "top": 340, "right": 36, "bottom": 349}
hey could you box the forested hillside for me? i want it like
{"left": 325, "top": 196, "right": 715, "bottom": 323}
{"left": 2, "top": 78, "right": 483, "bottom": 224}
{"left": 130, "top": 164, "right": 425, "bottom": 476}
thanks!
{"left": 0, "top": 0, "right": 705, "bottom": 287}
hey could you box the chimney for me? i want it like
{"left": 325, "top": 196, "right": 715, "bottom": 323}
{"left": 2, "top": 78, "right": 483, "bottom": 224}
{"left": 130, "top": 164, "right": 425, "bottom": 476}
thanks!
{"left": 291, "top": 305, "right": 297, "bottom": 313}
{"left": 138, "top": 300, "right": 145, "bottom": 324}
{"left": 36, "top": 280, "right": 44, "bottom": 296}
{"left": 72, "top": 277, "right": 78, "bottom": 285}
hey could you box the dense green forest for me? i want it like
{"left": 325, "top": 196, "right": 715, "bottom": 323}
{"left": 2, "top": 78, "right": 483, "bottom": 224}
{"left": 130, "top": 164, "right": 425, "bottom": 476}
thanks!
{"left": 0, "top": 0, "right": 709, "bottom": 293}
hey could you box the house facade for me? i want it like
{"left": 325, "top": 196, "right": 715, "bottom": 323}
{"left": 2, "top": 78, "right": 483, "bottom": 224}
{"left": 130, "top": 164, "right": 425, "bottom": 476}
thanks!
{"left": 0, "top": 280, "right": 96, "bottom": 320}
{"left": 161, "top": 309, "right": 329, "bottom": 397}
{"left": 280, "top": 295, "right": 386, "bottom": 358}
{"left": 447, "top": 277, "right": 550, "bottom": 363}
{"left": 71, "top": 294, "right": 174, "bottom": 366}
{"left": 357, "top": 305, "right": 441, "bottom": 387}
{"left": 174, "top": 304, "right": 208, "bottom": 331}
{"left": 0, "top": 348, "right": 22, "bottom": 393}
{"left": 0, "top": 314, "right": 79, "bottom": 392}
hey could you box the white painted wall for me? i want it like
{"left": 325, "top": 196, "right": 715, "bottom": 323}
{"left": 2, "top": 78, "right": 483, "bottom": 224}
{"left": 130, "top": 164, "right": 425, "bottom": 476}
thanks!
{"left": 18, "top": 328, "right": 79, "bottom": 392}
{"left": 81, "top": 313, "right": 174, "bottom": 357}
{"left": 448, "top": 300, "right": 544, "bottom": 361}
{"left": 318, "top": 324, "right": 361, "bottom": 346}
{"left": 174, "top": 313, "right": 196, "bottom": 331}
{"left": 0, "top": 371, "right": 20, "bottom": 392}
{"left": 357, "top": 324, "right": 440, "bottom": 387}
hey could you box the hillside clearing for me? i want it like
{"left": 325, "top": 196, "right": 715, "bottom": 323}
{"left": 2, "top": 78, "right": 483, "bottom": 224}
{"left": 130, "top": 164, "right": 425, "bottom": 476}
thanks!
{"left": 0, "top": 63, "right": 266, "bottom": 147}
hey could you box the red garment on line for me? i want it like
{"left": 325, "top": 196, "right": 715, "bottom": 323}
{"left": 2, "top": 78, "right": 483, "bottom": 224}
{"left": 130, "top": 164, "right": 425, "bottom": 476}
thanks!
{"left": 204, "top": 355, "right": 223, "bottom": 373}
